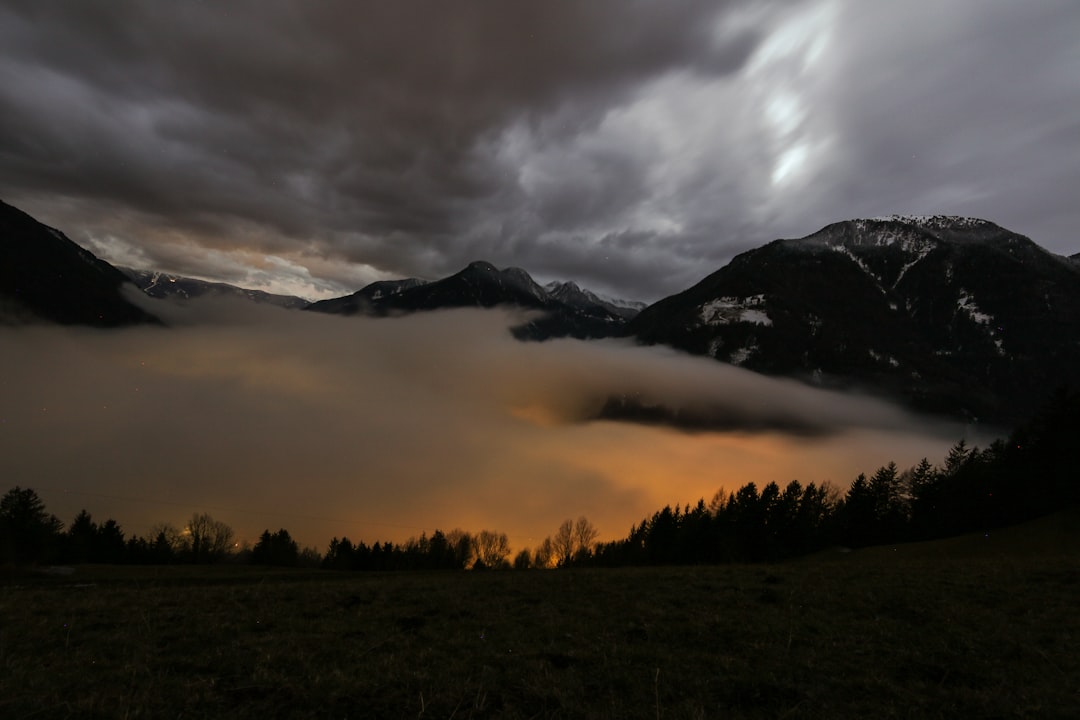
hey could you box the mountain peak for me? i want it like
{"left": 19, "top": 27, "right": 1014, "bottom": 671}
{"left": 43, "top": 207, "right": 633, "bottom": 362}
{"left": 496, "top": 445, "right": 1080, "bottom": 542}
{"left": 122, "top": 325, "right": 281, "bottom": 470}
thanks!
{"left": 464, "top": 260, "right": 499, "bottom": 274}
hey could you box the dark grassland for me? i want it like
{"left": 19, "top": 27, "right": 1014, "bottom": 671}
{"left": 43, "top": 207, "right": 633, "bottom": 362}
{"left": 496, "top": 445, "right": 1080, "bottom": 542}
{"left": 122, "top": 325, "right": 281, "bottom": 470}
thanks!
{"left": 2, "top": 513, "right": 1078, "bottom": 719}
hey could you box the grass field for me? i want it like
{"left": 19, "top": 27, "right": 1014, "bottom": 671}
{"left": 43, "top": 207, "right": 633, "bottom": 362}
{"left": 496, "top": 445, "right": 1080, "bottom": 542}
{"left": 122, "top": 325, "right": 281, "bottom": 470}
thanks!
{"left": 2, "top": 514, "right": 1078, "bottom": 719}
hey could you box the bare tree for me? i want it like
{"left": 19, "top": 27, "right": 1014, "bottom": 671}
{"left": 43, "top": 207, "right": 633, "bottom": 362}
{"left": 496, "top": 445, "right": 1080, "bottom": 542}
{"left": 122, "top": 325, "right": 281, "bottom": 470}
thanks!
{"left": 552, "top": 519, "right": 576, "bottom": 566}
{"left": 532, "top": 536, "right": 555, "bottom": 569}
{"left": 572, "top": 516, "right": 599, "bottom": 559}
{"left": 445, "top": 528, "right": 475, "bottom": 570}
{"left": 551, "top": 516, "right": 599, "bottom": 566}
{"left": 474, "top": 529, "right": 511, "bottom": 569}
{"left": 183, "top": 513, "right": 234, "bottom": 563}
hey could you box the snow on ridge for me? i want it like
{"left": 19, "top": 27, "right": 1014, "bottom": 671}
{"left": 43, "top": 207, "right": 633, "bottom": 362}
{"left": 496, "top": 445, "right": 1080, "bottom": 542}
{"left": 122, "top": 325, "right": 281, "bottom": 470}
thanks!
{"left": 594, "top": 291, "right": 647, "bottom": 312}
{"left": 700, "top": 294, "right": 772, "bottom": 326}
{"left": 869, "top": 214, "right": 992, "bottom": 229}
{"left": 546, "top": 280, "right": 645, "bottom": 312}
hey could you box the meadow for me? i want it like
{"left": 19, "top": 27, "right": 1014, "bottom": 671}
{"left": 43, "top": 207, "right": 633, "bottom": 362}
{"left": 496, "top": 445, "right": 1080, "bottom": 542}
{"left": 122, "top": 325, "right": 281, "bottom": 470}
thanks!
{"left": 2, "top": 512, "right": 1078, "bottom": 719}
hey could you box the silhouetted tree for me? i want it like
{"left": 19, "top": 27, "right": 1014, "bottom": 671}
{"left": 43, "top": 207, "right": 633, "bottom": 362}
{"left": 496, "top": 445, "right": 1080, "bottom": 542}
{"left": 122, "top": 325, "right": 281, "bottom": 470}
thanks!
{"left": 839, "top": 474, "right": 876, "bottom": 547}
{"left": 97, "top": 519, "right": 126, "bottom": 563}
{"left": 252, "top": 528, "right": 300, "bottom": 566}
{"left": 943, "top": 440, "right": 972, "bottom": 478}
{"left": 573, "top": 516, "right": 599, "bottom": 561}
{"left": 298, "top": 546, "right": 322, "bottom": 567}
{"left": 66, "top": 509, "right": 98, "bottom": 563}
{"left": 474, "top": 530, "right": 511, "bottom": 569}
{"left": 532, "top": 536, "right": 555, "bottom": 568}
{"left": 512, "top": 548, "right": 532, "bottom": 569}
{"left": 182, "top": 513, "right": 234, "bottom": 563}
{"left": 0, "top": 486, "right": 64, "bottom": 565}
{"left": 446, "top": 529, "right": 474, "bottom": 570}
{"left": 550, "top": 516, "right": 598, "bottom": 566}
{"left": 323, "top": 536, "right": 354, "bottom": 570}
{"left": 906, "top": 458, "right": 941, "bottom": 539}
{"left": 868, "top": 462, "right": 907, "bottom": 542}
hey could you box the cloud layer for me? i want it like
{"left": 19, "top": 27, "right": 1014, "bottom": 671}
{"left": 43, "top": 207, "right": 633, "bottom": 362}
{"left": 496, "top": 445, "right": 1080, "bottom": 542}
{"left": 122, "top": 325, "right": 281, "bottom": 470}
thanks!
{"left": 1, "top": 1, "right": 1077, "bottom": 301}
{"left": 0, "top": 302, "right": 965, "bottom": 551}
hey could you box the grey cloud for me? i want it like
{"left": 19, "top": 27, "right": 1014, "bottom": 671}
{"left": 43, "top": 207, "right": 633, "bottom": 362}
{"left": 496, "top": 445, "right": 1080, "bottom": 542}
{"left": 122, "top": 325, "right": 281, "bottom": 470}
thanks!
{"left": 794, "top": 1, "right": 1080, "bottom": 243}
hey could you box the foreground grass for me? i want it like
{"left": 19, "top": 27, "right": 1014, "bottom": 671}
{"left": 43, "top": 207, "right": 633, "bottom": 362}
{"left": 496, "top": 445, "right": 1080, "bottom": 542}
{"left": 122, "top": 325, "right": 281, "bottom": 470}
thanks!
{"left": 2, "top": 535, "right": 1078, "bottom": 718}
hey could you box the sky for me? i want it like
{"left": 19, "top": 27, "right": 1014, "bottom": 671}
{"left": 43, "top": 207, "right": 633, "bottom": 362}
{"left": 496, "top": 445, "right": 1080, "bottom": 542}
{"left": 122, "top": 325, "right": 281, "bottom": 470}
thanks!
{"left": 1, "top": 0, "right": 1078, "bottom": 303}
{"left": 0, "top": 298, "right": 969, "bottom": 551}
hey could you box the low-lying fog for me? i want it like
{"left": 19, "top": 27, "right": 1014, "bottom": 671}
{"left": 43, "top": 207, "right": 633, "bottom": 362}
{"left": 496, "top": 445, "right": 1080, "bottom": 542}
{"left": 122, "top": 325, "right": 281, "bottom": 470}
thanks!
{"left": 0, "top": 296, "right": 978, "bottom": 551}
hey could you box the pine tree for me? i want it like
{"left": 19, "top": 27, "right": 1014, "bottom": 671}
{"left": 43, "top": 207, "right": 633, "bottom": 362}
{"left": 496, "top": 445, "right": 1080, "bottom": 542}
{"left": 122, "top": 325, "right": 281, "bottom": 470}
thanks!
{"left": 0, "top": 486, "right": 64, "bottom": 565}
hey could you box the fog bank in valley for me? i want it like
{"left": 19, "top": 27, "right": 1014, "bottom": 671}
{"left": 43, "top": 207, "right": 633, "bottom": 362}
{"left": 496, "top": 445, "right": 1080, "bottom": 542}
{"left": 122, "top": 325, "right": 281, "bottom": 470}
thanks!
{"left": 0, "top": 299, "right": 971, "bottom": 550}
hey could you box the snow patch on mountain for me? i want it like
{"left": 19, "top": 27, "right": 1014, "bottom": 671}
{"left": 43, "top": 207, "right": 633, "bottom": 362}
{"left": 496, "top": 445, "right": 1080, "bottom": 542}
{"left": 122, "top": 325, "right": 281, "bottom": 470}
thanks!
{"left": 957, "top": 290, "right": 992, "bottom": 325}
{"left": 892, "top": 243, "right": 934, "bottom": 287}
{"left": 729, "top": 341, "right": 758, "bottom": 366}
{"left": 699, "top": 295, "right": 772, "bottom": 326}
{"left": 956, "top": 289, "right": 1007, "bottom": 356}
{"left": 868, "top": 349, "right": 900, "bottom": 368}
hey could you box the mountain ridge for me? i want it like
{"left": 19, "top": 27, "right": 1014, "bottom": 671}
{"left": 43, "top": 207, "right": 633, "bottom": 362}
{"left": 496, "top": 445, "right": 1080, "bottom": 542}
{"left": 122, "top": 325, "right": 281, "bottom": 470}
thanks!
{"left": 0, "top": 199, "right": 159, "bottom": 326}
{"left": 122, "top": 268, "right": 311, "bottom": 309}
{"left": 307, "top": 260, "right": 638, "bottom": 340}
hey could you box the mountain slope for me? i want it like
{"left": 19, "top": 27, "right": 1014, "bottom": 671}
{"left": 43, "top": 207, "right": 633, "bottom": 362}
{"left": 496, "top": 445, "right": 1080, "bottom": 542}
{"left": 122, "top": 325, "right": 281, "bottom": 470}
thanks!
{"left": 305, "top": 278, "right": 427, "bottom": 315}
{"left": 0, "top": 199, "right": 158, "bottom": 326}
{"left": 627, "top": 216, "right": 1080, "bottom": 423}
{"left": 122, "top": 268, "right": 310, "bottom": 309}
{"left": 308, "top": 261, "right": 636, "bottom": 339}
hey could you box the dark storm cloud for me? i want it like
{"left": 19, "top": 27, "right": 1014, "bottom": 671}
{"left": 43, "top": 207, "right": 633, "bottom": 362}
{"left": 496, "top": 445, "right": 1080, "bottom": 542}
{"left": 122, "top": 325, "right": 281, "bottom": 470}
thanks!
{"left": 0, "top": 0, "right": 757, "bottom": 295}
{"left": 1, "top": 1, "right": 1078, "bottom": 301}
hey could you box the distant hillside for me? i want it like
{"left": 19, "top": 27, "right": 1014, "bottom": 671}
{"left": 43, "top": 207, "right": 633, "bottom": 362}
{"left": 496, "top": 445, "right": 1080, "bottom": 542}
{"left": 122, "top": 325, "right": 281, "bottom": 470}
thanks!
{"left": 627, "top": 215, "right": 1080, "bottom": 424}
{"left": 0, "top": 199, "right": 158, "bottom": 326}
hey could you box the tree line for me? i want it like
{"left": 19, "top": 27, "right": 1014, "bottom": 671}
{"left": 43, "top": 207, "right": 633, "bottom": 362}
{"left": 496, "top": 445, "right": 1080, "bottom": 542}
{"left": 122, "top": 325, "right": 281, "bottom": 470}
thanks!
{"left": 588, "top": 387, "right": 1079, "bottom": 565}
{"left": 0, "top": 490, "right": 599, "bottom": 573}
{"left": 3, "top": 388, "right": 1076, "bottom": 570}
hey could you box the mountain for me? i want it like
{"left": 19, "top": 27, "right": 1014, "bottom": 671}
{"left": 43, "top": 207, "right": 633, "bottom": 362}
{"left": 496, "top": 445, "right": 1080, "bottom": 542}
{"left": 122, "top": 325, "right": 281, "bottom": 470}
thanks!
{"left": 304, "top": 278, "right": 427, "bottom": 315}
{"left": 627, "top": 215, "right": 1080, "bottom": 424}
{"left": 0, "top": 199, "right": 158, "bottom": 326}
{"left": 122, "top": 268, "right": 310, "bottom": 309}
{"left": 307, "top": 261, "right": 638, "bottom": 339}
{"left": 544, "top": 280, "right": 646, "bottom": 320}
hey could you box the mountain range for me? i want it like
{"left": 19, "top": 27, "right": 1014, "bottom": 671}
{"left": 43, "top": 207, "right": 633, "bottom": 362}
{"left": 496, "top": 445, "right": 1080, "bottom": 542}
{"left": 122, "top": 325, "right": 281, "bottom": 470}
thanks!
{"left": 305, "top": 261, "right": 642, "bottom": 339}
{"left": 3, "top": 199, "right": 1077, "bottom": 425}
